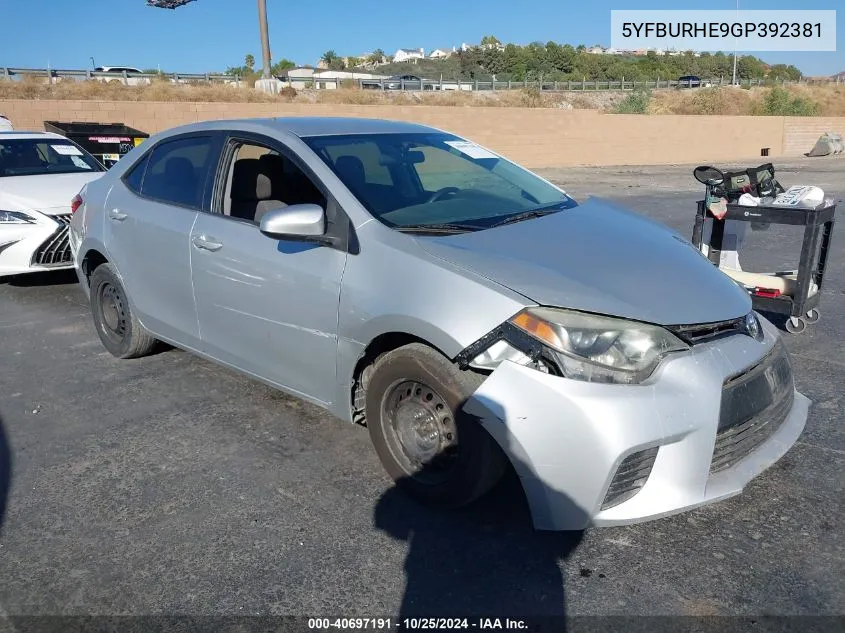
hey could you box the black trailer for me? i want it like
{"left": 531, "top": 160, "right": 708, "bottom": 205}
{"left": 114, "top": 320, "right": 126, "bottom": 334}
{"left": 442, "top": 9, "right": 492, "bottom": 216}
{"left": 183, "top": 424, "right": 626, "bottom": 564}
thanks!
{"left": 691, "top": 198, "right": 836, "bottom": 334}
{"left": 43, "top": 121, "right": 149, "bottom": 168}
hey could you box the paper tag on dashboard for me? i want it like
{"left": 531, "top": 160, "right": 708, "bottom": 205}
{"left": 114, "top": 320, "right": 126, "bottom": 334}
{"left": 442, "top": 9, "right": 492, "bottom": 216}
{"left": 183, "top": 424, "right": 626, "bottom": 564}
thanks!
{"left": 52, "top": 144, "right": 83, "bottom": 156}
{"left": 444, "top": 140, "right": 498, "bottom": 160}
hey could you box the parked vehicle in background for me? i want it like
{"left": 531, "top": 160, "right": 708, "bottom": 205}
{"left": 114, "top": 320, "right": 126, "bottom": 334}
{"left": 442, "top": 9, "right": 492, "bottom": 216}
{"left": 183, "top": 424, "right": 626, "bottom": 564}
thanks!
{"left": 362, "top": 74, "right": 434, "bottom": 90}
{"left": 93, "top": 66, "right": 151, "bottom": 86}
{"left": 0, "top": 131, "right": 105, "bottom": 277}
{"left": 69, "top": 117, "right": 808, "bottom": 531}
{"left": 678, "top": 75, "right": 711, "bottom": 88}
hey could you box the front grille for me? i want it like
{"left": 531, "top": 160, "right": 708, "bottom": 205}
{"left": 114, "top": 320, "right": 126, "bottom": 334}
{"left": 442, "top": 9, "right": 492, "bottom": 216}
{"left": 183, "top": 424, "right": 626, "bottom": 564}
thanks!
{"left": 711, "top": 341, "right": 794, "bottom": 473}
{"left": 601, "top": 447, "right": 659, "bottom": 510}
{"left": 32, "top": 214, "right": 73, "bottom": 266}
{"left": 669, "top": 317, "right": 746, "bottom": 344}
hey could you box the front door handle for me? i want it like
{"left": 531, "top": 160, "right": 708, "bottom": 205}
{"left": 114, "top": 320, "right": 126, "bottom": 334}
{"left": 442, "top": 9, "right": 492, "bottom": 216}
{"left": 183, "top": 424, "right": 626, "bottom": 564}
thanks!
{"left": 108, "top": 208, "right": 128, "bottom": 221}
{"left": 191, "top": 235, "right": 223, "bottom": 252}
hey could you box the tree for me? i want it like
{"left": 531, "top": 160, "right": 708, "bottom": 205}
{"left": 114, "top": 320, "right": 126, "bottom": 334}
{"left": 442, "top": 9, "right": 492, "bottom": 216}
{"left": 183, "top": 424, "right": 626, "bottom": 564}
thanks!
{"left": 321, "top": 50, "right": 339, "bottom": 67}
{"left": 270, "top": 58, "right": 296, "bottom": 75}
{"left": 346, "top": 56, "right": 361, "bottom": 69}
{"left": 369, "top": 49, "right": 385, "bottom": 64}
{"left": 245, "top": 54, "right": 255, "bottom": 71}
{"left": 480, "top": 35, "right": 501, "bottom": 47}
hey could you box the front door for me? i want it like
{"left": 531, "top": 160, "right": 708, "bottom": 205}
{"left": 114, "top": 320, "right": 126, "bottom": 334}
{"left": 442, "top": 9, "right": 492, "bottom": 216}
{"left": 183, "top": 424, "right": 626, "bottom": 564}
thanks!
{"left": 189, "top": 136, "right": 347, "bottom": 406}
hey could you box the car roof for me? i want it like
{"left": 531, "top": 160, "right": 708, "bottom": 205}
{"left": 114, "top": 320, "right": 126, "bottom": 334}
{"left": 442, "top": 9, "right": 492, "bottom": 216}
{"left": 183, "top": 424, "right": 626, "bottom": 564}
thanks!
{"left": 0, "top": 131, "right": 66, "bottom": 140}
{"left": 160, "top": 117, "right": 442, "bottom": 138}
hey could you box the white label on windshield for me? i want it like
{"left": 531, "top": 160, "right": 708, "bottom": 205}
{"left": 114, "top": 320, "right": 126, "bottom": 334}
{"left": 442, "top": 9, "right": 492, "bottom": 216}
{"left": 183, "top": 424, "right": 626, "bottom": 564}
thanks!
{"left": 52, "top": 144, "right": 83, "bottom": 156}
{"left": 445, "top": 140, "right": 498, "bottom": 160}
{"left": 70, "top": 156, "right": 91, "bottom": 169}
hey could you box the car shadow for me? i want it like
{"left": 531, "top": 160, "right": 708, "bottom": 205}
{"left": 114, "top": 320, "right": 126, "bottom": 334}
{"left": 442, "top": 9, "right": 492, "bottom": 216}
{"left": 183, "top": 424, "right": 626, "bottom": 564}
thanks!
{"left": 0, "top": 412, "right": 11, "bottom": 537}
{"left": 4, "top": 269, "right": 79, "bottom": 287}
{"left": 373, "top": 403, "right": 584, "bottom": 622}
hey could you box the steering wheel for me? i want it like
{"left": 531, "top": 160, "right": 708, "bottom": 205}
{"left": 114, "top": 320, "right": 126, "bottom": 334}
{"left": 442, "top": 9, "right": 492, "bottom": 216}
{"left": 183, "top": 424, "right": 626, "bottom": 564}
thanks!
{"left": 427, "top": 187, "right": 460, "bottom": 203}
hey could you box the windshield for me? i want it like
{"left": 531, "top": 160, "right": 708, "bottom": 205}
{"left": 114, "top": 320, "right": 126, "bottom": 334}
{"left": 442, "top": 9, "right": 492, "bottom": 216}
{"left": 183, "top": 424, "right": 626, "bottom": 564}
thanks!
{"left": 0, "top": 139, "right": 105, "bottom": 177}
{"left": 303, "top": 132, "right": 577, "bottom": 231}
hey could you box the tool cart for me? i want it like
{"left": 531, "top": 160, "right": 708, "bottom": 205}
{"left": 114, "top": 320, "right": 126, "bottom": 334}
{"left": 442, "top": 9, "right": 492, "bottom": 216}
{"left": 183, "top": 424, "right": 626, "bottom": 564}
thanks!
{"left": 690, "top": 164, "right": 837, "bottom": 334}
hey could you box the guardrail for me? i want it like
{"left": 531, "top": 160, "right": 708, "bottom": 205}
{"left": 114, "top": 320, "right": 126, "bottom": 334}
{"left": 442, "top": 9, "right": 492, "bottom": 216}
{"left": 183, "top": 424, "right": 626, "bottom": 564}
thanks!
{"left": 1, "top": 67, "right": 239, "bottom": 84}
{"left": 2, "top": 66, "right": 838, "bottom": 92}
{"left": 288, "top": 75, "right": 839, "bottom": 92}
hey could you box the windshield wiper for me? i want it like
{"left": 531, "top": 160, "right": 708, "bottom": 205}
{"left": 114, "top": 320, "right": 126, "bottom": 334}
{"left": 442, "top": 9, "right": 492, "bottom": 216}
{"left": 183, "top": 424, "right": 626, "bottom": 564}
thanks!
{"left": 491, "top": 204, "right": 568, "bottom": 228}
{"left": 395, "top": 222, "right": 486, "bottom": 234}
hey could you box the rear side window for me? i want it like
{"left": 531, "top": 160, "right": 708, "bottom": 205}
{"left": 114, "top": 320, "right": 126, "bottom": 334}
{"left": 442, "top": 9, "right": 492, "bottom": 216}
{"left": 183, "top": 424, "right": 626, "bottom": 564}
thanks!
{"left": 123, "top": 154, "right": 149, "bottom": 194}
{"left": 140, "top": 136, "right": 213, "bottom": 208}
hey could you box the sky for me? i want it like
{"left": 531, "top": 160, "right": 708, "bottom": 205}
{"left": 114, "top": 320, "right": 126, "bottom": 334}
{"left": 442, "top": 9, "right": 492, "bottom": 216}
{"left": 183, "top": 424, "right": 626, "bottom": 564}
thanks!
{"left": 0, "top": 0, "right": 841, "bottom": 76}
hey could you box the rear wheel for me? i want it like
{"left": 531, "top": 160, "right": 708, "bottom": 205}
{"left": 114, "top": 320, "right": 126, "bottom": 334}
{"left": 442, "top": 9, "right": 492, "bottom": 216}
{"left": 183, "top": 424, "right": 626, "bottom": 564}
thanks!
{"left": 89, "top": 263, "right": 157, "bottom": 359}
{"left": 365, "top": 343, "right": 507, "bottom": 508}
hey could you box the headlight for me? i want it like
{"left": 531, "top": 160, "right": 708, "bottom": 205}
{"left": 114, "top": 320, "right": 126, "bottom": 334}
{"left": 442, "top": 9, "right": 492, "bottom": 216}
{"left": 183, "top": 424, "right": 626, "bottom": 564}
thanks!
{"left": 0, "top": 210, "right": 36, "bottom": 224}
{"left": 507, "top": 307, "right": 689, "bottom": 384}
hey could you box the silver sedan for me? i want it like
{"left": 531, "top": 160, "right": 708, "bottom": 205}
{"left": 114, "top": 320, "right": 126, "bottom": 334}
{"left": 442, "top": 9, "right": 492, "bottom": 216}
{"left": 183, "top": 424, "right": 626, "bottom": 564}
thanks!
{"left": 69, "top": 117, "right": 809, "bottom": 530}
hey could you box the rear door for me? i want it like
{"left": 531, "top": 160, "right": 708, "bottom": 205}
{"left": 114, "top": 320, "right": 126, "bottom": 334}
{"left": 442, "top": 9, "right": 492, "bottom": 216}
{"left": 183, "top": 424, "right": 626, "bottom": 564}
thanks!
{"left": 104, "top": 132, "right": 222, "bottom": 348}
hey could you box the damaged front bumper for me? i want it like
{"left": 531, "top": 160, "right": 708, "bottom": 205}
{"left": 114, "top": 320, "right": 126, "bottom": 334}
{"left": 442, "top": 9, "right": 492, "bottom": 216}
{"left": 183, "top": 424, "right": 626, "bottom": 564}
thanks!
{"left": 462, "top": 318, "right": 810, "bottom": 531}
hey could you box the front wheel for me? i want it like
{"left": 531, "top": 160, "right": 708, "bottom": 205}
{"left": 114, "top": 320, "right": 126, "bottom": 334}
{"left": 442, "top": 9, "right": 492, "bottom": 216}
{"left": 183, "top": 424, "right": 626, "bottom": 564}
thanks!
{"left": 89, "top": 263, "right": 157, "bottom": 359}
{"left": 365, "top": 343, "right": 507, "bottom": 508}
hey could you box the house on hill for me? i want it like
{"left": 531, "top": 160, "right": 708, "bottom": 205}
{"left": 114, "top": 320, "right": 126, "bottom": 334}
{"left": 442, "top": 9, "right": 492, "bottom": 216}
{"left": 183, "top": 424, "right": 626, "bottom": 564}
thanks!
{"left": 429, "top": 48, "right": 454, "bottom": 59}
{"left": 393, "top": 48, "right": 425, "bottom": 63}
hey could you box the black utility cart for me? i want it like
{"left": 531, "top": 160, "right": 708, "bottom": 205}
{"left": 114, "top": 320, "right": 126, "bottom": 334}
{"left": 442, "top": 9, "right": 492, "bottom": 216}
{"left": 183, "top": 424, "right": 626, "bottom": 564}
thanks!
{"left": 691, "top": 165, "right": 836, "bottom": 334}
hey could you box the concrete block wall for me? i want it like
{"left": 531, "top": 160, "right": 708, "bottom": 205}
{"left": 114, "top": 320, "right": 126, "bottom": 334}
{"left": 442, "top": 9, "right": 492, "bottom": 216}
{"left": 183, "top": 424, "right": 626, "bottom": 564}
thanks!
{"left": 1, "top": 99, "right": 843, "bottom": 168}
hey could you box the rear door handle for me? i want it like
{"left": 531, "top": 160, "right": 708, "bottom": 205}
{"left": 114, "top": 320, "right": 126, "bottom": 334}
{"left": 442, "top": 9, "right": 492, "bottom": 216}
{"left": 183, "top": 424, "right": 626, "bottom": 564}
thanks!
{"left": 108, "top": 208, "right": 128, "bottom": 221}
{"left": 191, "top": 235, "right": 223, "bottom": 252}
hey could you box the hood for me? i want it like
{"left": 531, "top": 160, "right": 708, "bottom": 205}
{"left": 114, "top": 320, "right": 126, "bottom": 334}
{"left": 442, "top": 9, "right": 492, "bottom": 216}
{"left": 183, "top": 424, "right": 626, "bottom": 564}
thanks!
{"left": 0, "top": 172, "right": 104, "bottom": 214}
{"left": 415, "top": 197, "right": 751, "bottom": 326}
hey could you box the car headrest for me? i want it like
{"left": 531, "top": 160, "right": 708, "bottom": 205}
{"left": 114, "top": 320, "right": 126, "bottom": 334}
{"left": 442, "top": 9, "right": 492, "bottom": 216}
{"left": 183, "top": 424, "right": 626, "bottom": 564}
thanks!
{"left": 334, "top": 155, "right": 366, "bottom": 186}
{"left": 231, "top": 158, "right": 272, "bottom": 201}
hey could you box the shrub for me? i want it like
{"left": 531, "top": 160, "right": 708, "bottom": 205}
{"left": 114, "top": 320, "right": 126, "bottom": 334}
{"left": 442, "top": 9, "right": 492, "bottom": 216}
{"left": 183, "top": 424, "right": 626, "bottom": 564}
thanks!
{"left": 614, "top": 89, "right": 651, "bottom": 114}
{"left": 755, "top": 85, "right": 819, "bottom": 116}
{"left": 279, "top": 85, "right": 297, "bottom": 99}
{"left": 520, "top": 86, "right": 543, "bottom": 107}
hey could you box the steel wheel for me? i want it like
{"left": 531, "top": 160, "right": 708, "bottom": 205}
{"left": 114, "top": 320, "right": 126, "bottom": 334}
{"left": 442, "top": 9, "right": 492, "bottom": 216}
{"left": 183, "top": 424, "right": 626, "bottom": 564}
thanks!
{"left": 805, "top": 309, "right": 820, "bottom": 324}
{"left": 96, "top": 281, "right": 128, "bottom": 345}
{"left": 381, "top": 379, "right": 459, "bottom": 485}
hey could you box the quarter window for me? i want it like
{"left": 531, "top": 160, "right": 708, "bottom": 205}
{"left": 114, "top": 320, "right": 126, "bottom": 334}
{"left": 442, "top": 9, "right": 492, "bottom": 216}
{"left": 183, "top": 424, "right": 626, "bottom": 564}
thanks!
{"left": 140, "top": 136, "right": 213, "bottom": 208}
{"left": 123, "top": 153, "right": 149, "bottom": 194}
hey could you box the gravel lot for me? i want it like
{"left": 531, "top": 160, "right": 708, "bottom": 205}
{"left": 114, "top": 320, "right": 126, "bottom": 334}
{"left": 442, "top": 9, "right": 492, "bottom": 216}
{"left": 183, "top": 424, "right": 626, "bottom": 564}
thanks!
{"left": 0, "top": 158, "right": 842, "bottom": 620}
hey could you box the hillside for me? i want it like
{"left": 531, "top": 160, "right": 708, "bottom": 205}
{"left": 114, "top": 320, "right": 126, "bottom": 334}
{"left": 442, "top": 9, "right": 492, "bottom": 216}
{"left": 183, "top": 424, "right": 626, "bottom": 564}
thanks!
{"left": 345, "top": 44, "right": 800, "bottom": 83}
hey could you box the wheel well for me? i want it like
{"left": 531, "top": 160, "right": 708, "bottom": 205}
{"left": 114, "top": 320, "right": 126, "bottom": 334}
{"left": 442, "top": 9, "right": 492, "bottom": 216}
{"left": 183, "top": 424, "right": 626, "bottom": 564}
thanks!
{"left": 350, "top": 332, "right": 450, "bottom": 426}
{"left": 81, "top": 249, "right": 108, "bottom": 286}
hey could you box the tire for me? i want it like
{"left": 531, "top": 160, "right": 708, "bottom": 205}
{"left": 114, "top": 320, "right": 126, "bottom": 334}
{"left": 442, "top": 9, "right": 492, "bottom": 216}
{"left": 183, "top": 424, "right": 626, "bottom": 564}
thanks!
{"left": 89, "top": 263, "right": 157, "bottom": 359}
{"left": 365, "top": 343, "right": 507, "bottom": 508}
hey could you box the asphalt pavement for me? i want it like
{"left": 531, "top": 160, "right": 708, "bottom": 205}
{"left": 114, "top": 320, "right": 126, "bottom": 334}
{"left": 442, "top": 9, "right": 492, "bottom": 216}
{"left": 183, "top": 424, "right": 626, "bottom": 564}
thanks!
{"left": 0, "top": 159, "right": 842, "bottom": 619}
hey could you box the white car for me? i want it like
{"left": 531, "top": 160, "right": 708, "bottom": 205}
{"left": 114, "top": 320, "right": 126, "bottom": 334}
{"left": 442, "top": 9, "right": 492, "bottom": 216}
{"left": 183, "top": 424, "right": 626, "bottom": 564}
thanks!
{"left": 0, "top": 131, "right": 106, "bottom": 278}
{"left": 93, "top": 66, "right": 151, "bottom": 86}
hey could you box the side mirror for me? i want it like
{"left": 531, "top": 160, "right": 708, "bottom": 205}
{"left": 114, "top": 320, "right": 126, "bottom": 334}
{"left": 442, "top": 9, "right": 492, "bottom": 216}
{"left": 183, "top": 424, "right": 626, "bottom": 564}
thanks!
{"left": 693, "top": 165, "right": 725, "bottom": 186}
{"left": 259, "top": 203, "right": 326, "bottom": 240}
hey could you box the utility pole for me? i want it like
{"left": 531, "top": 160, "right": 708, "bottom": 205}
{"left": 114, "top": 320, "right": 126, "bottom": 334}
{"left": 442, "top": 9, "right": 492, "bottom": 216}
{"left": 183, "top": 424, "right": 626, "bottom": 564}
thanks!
{"left": 258, "top": 0, "right": 272, "bottom": 78}
{"left": 732, "top": 0, "right": 739, "bottom": 85}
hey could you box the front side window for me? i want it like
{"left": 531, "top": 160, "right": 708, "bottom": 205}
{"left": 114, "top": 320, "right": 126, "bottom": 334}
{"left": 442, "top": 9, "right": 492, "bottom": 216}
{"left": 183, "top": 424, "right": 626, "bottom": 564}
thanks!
{"left": 0, "top": 139, "right": 105, "bottom": 177}
{"left": 140, "top": 136, "right": 212, "bottom": 208}
{"left": 219, "top": 141, "right": 327, "bottom": 224}
{"left": 303, "top": 133, "right": 576, "bottom": 232}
